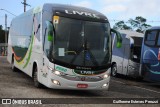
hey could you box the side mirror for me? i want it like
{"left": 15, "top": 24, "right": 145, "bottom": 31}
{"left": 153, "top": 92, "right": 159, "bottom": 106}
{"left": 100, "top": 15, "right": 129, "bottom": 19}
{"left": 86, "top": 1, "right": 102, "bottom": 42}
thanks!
{"left": 111, "top": 29, "right": 122, "bottom": 48}
{"left": 46, "top": 21, "right": 54, "bottom": 42}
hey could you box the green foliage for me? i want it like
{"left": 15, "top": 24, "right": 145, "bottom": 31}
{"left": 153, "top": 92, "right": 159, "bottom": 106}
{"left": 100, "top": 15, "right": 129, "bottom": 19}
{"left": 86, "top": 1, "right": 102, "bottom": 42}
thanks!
{"left": 0, "top": 25, "right": 3, "bottom": 30}
{"left": 128, "top": 16, "right": 151, "bottom": 33}
{"left": 113, "top": 21, "right": 132, "bottom": 30}
{"left": 113, "top": 16, "right": 151, "bottom": 33}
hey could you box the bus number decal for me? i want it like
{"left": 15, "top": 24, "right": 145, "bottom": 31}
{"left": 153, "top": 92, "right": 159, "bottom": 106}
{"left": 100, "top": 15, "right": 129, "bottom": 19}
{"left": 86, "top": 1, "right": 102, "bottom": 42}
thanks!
{"left": 55, "top": 66, "right": 67, "bottom": 72}
{"left": 53, "top": 16, "right": 59, "bottom": 24}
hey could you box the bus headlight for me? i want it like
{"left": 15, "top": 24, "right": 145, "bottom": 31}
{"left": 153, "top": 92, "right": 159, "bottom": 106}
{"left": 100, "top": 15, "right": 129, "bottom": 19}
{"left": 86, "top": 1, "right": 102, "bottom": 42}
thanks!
{"left": 100, "top": 69, "right": 110, "bottom": 79}
{"left": 103, "top": 74, "right": 109, "bottom": 79}
{"left": 48, "top": 66, "right": 65, "bottom": 76}
{"left": 55, "top": 70, "right": 61, "bottom": 75}
{"left": 104, "top": 69, "right": 110, "bottom": 79}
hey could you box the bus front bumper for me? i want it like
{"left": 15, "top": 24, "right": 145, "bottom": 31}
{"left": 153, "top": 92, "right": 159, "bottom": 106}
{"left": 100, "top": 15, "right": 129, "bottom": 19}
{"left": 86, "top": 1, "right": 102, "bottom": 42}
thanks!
{"left": 47, "top": 74, "right": 110, "bottom": 90}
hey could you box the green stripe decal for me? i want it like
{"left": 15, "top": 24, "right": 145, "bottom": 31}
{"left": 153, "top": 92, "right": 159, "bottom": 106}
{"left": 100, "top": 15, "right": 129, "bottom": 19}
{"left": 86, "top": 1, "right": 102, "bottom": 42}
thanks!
{"left": 23, "top": 35, "right": 34, "bottom": 69}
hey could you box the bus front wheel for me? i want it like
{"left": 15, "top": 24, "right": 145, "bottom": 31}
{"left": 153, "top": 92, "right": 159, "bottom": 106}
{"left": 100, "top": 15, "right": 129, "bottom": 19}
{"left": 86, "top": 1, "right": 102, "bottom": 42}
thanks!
{"left": 111, "top": 64, "right": 118, "bottom": 77}
{"left": 33, "top": 66, "right": 42, "bottom": 88}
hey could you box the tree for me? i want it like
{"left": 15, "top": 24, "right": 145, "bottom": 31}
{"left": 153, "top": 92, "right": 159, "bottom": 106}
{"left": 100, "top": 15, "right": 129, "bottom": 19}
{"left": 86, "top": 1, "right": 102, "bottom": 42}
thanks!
{"left": 113, "top": 16, "right": 151, "bottom": 33}
{"left": 128, "top": 16, "right": 151, "bottom": 33}
{"left": 0, "top": 25, "right": 5, "bottom": 43}
{"left": 0, "top": 25, "right": 3, "bottom": 30}
{"left": 113, "top": 21, "right": 132, "bottom": 30}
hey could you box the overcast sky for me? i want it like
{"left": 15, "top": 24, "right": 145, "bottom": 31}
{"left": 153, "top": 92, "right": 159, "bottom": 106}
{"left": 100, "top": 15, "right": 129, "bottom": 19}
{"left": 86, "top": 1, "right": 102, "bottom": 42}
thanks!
{"left": 0, "top": 0, "right": 160, "bottom": 28}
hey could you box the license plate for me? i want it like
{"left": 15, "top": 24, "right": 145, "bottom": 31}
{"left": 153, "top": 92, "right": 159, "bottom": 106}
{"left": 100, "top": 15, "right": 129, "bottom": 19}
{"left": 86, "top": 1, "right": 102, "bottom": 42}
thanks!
{"left": 77, "top": 84, "right": 88, "bottom": 88}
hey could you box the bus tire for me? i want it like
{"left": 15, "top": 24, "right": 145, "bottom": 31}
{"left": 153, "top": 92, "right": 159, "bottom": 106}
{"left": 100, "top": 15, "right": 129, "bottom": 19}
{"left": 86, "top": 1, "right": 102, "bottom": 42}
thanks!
{"left": 11, "top": 56, "right": 16, "bottom": 72}
{"left": 33, "top": 66, "right": 43, "bottom": 88}
{"left": 136, "top": 76, "right": 143, "bottom": 81}
{"left": 111, "top": 64, "right": 117, "bottom": 77}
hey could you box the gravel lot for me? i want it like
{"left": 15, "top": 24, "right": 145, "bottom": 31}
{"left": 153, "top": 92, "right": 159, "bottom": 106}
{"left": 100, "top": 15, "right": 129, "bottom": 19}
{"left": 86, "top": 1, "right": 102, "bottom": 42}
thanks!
{"left": 0, "top": 56, "right": 159, "bottom": 107}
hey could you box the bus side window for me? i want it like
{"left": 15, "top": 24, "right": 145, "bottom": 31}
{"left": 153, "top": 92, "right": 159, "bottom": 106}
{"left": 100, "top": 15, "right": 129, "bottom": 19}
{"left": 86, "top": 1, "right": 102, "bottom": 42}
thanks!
{"left": 157, "top": 32, "right": 160, "bottom": 46}
{"left": 145, "top": 30, "right": 157, "bottom": 46}
{"left": 44, "top": 21, "right": 54, "bottom": 58}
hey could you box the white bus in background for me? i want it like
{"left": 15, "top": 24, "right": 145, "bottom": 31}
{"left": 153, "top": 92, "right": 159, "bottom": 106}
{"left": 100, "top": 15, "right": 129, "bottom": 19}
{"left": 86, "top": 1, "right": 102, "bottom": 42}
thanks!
{"left": 7, "top": 3, "right": 122, "bottom": 90}
{"left": 111, "top": 30, "right": 143, "bottom": 78}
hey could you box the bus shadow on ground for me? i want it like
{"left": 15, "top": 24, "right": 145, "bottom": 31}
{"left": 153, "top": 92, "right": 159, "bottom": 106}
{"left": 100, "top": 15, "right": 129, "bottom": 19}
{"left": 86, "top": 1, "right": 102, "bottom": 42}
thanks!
{"left": 47, "top": 88, "right": 103, "bottom": 97}
{"left": 13, "top": 68, "right": 106, "bottom": 97}
{"left": 111, "top": 74, "right": 160, "bottom": 87}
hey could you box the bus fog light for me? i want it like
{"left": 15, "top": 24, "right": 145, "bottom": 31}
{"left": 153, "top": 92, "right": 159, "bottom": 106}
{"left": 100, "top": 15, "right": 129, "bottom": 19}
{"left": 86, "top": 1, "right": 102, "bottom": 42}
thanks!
{"left": 102, "top": 83, "right": 108, "bottom": 88}
{"left": 51, "top": 79, "right": 60, "bottom": 85}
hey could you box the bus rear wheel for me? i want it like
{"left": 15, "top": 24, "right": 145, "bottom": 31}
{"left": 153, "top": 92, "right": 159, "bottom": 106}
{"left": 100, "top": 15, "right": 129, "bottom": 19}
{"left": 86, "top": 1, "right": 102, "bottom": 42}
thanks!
{"left": 33, "top": 66, "right": 42, "bottom": 88}
{"left": 111, "top": 64, "right": 117, "bottom": 77}
{"left": 11, "top": 57, "right": 16, "bottom": 72}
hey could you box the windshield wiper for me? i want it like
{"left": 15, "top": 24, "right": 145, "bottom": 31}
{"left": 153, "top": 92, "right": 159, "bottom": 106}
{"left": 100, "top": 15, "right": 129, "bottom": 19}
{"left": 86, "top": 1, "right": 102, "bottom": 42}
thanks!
{"left": 70, "top": 40, "right": 99, "bottom": 66}
{"left": 70, "top": 46, "right": 83, "bottom": 64}
{"left": 84, "top": 48, "right": 99, "bottom": 66}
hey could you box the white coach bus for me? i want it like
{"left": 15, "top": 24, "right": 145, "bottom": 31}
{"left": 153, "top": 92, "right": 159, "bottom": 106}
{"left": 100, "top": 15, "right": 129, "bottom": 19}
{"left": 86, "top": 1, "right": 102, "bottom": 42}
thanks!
{"left": 7, "top": 3, "right": 122, "bottom": 90}
{"left": 112, "top": 30, "right": 143, "bottom": 78}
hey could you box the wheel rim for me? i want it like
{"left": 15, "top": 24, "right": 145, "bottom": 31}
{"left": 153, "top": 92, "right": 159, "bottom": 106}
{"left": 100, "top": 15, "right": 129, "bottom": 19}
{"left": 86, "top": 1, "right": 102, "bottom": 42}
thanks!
{"left": 112, "top": 66, "right": 117, "bottom": 76}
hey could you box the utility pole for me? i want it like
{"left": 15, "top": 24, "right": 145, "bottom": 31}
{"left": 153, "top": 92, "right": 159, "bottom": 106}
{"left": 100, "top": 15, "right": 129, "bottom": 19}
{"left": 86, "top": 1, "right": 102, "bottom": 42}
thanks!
{"left": 5, "top": 14, "right": 7, "bottom": 44}
{"left": 21, "top": 0, "right": 31, "bottom": 12}
{"left": 24, "top": 0, "right": 26, "bottom": 12}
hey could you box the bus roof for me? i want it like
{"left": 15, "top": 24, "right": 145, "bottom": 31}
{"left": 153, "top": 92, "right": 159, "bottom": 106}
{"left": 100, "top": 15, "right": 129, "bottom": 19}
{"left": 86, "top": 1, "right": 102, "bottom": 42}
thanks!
{"left": 43, "top": 3, "right": 108, "bottom": 22}
{"left": 146, "top": 26, "right": 160, "bottom": 30}
{"left": 118, "top": 30, "right": 144, "bottom": 38}
{"left": 11, "top": 3, "right": 109, "bottom": 25}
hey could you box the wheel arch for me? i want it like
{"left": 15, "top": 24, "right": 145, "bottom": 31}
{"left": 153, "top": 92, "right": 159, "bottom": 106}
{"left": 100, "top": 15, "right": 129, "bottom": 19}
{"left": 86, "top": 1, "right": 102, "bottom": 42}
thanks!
{"left": 32, "top": 61, "right": 38, "bottom": 78}
{"left": 12, "top": 53, "right": 14, "bottom": 63}
{"left": 111, "top": 62, "right": 117, "bottom": 68}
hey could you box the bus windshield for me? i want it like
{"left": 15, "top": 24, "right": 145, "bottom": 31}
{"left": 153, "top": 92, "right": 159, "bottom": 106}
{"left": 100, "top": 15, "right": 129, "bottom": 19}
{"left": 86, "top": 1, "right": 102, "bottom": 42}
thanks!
{"left": 51, "top": 16, "right": 111, "bottom": 67}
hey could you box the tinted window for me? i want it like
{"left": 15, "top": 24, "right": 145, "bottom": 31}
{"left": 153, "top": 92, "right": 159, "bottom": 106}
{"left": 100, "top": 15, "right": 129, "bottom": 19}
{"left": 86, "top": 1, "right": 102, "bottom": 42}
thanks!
{"left": 157, "top": 32, "right": 160, "bottom": 46}
{"left": 145, "top": 30, "right": 157, "bottom": 46}
{"left": 52, "top": 16, "right": 111, "bottom": 67}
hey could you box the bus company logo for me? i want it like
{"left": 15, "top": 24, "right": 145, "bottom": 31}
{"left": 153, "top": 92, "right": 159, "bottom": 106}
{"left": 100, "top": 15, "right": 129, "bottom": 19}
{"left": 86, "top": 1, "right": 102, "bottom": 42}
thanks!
{"left": 80, "top": 71, "right": 94, "bottom": 75}
{"left": 55, "top": 66, "right": 67, "bottom": 72}
{"left": 2, "top": 99, "right": 11, "bottom": 104}
{"left": 65, "top": 10, "right": 100, "bottom": 19}
{"left": 81, "top": 77, "right": 86, "bottom": 81}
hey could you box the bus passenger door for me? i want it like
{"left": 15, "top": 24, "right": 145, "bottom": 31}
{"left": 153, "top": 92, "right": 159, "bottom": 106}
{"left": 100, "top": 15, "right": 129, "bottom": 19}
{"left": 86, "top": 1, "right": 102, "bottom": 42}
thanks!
{"left": 112, "top": 33, "right": 124, "bottom": 74}
{"left": 116, "top": 46, "right": 124, "bottom": 74}
{"left": 122, "top": 45, "right": 130, "bottom": 75}
{"left": 42, "top": 21, "right": 54, "bottom": 84}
